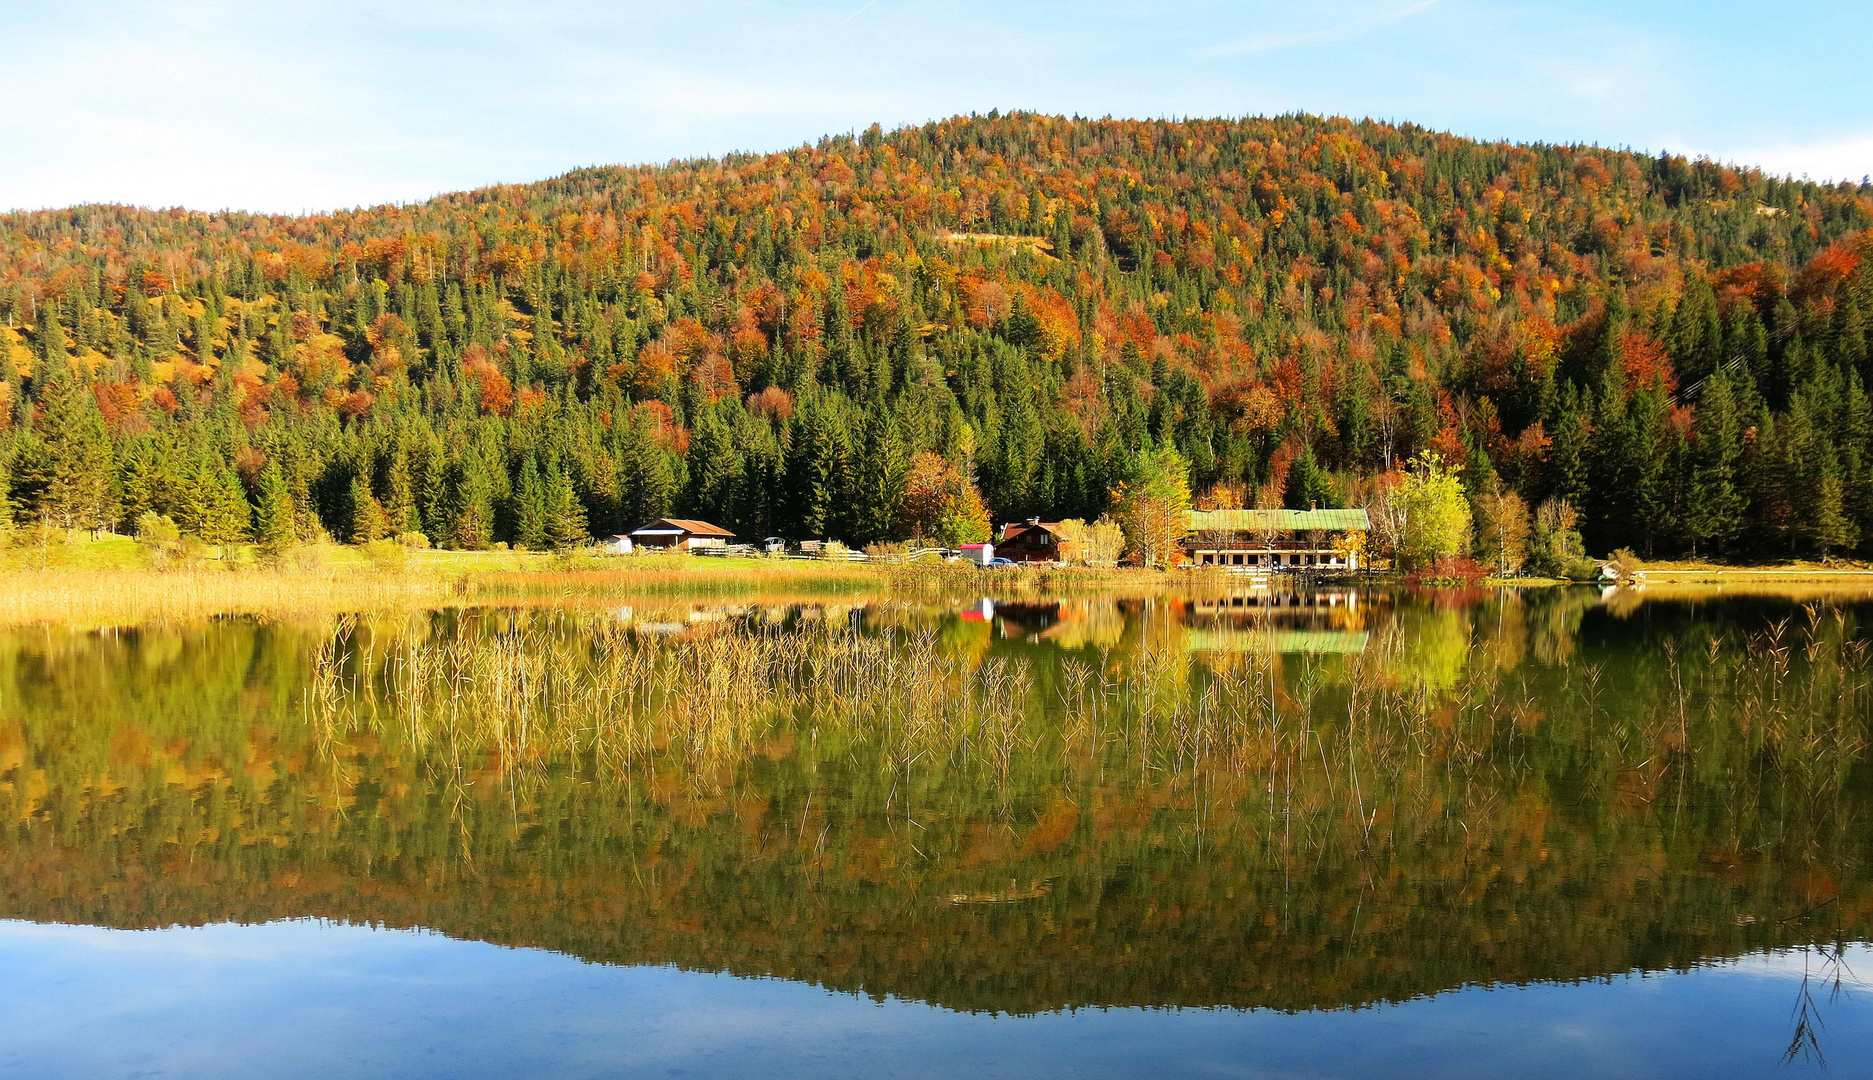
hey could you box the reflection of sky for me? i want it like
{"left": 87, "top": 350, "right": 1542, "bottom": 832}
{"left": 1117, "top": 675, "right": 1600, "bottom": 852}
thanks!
{"left": 2, "top": 920, "right": 1865, "bottom": 1079}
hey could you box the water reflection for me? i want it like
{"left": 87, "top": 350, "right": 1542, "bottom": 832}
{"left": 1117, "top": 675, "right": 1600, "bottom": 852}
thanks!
{"left": 3, "top": 921, "right": 1866, "bottom": 1080}
{"left": 0, "top": 587, "right": 1867, "bottom": 1033}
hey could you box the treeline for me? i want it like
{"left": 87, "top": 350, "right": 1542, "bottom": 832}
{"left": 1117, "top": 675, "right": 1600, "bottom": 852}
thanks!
{"left": 1, "top": 112, "right": 1871, "bottom": 559}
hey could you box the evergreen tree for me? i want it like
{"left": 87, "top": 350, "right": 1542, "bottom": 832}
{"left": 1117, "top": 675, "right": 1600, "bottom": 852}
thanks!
{"left": 544, "top": 461, "right": 589, "bottom": 548}
{"left": 850, "top": 407, "right": 908, "bottom": 546}
{"left": 37, "top": 376, "right": 116, "bottom": 532}
{"left": 512, "top": 455, "right": 548, "bottom": 550}
{"left": 1282, "top": 445, "right": 1335, "bottom": 510}
{"left": 197, "top": 465, "right": 253, "bottom": 547}
{"left": 253, "top": 461, "right": 296, "bottom": 556}
{"left": 686, "top": 408, "right": 742, "bottom": 529}
{"left": 1682, "top": 371, "right": 1747, "bottom": 556}
{"left": 348, "top": 472, "right": 391, "bottom": 544}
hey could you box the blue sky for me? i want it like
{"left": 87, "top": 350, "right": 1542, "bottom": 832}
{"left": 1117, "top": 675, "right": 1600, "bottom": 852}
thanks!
{"left": 3, "top": 0, "right": 1869, "bottom": 213}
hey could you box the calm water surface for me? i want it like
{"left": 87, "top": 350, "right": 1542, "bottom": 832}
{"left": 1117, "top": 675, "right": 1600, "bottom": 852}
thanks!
{"left": 1, "top": 587, "right": 1869, "bottom": 1078}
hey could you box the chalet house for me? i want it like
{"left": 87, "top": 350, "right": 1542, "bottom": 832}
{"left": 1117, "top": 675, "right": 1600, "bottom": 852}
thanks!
{"left": 1183, "top": 508, "right": 1371, "bottom": 571}
{"left": 628, "top": 518, "right": 735, "bottom": 551}
{"left": 997, "top": 519, "right": 1065, "bottom": 563}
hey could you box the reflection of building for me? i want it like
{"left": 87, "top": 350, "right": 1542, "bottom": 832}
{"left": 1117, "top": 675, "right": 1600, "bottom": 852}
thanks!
{"left": 1184, "top": 509, "right": 1370, "bottom": 570}
{"left": 1184, "top": 628, "right": 1370, "bottom": 653}
{"left": 1182, "top": 590, "right": 1369, "bottom": 654}
{"left": 1188, "top": 591, "right": 1359, "bottom": 615}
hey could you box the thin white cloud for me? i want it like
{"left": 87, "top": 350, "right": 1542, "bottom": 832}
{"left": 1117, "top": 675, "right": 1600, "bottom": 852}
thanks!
{"left": 1199, "top": 0, "right": 1441, "bottom": 58}
{"left": 1714, "top": 133, "right": 1873, "bottom": 184}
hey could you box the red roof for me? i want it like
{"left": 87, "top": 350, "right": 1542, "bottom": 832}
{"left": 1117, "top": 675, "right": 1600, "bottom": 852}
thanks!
{"left": 630, "top": 518, "right": 735, "bottom": 538}
{"left": 1000, "top": 521, "right": 1063, "bottom": 542}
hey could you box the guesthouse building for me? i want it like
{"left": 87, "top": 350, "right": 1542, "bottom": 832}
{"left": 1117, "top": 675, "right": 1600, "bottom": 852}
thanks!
{"left": 1183, "top": 508, "right": 1370, "bottom": 571}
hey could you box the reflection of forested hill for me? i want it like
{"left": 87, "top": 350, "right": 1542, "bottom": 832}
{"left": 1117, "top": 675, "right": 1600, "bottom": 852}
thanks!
{"left": 1, "top": 599, "right": 1869, "bottom": 1015}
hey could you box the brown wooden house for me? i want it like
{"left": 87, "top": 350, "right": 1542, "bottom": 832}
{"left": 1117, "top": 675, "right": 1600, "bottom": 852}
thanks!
{"left": 998, "top": 519, "right": 1066, "bottom": 563}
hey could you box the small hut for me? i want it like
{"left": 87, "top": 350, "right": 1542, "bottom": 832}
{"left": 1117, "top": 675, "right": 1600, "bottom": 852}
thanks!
{"left": 628, "top": 519, "right": 736, "bottom": 551}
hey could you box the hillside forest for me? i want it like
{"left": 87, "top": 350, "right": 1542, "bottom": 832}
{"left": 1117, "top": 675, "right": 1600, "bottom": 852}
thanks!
{"left": 2, "top": 112, "right": 1872, "bottom": 568}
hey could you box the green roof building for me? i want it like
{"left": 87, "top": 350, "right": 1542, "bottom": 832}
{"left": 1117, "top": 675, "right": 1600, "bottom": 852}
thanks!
{"left": 1184, "top": 508, "right": 1372, "bottom": 572}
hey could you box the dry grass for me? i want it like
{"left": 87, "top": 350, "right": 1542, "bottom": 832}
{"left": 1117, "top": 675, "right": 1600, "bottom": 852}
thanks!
{"left": 0, "top": 567, "right": 473, "bottom": 628}
{"left": 0, "top": 546, "right": 1188, "bottom": 628}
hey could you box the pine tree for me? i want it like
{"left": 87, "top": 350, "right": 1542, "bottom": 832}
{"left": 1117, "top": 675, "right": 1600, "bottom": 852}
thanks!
{"left": 1683, "top": 371, "right": 1746, "bottom": 557}
{"left": 37, "top": 376, "right": 116, "bottom": 532}
{"left": 197, "top": 466, "right": 252, "bottom": 547}
{"left": 850, "top": 407, "right": 908, "bottom": 546}
{"left": 511, "top": 455, "right": 548, "bottom": 550}
{"left": 1544, "top": 381, "right": 1591, "bottom": 510}
{"left": 544, "top": 462, "right": 589, "bottom": 548}
{"left": 1282, "top": 445, "right": 1335, "bottom": 510}
{"left": 1807, "top": 452, "right": 1855, "bottom": 557}
{"left": 348, "top": 472, "right": 391, "bottom": 544}
{"left": 34, "top": 302, "right": 72, "bottom": 384}
{"left": 791, "top": 400, "right": 851, "bottom": 540}
{"left": 622, "top": 419, "right": 677, "bottom": 529}
{"left": 686, "top": 408, "right": 742, "bottom": 529}
{"left": 253, "top": 461, "right": 296, "bottom": 557}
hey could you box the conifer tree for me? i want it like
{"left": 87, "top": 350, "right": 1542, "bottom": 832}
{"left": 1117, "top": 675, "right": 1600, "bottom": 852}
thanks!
{"left": 37, "top": 376, "right": 116, "bottom": 532}
{"left": 544, "top": 462, "right": 589, "bottom": 548}
{"left": 253, "top": 461, "right": 296, "bottom": 557}
{"left": 1282, "top": 445, "right": 1335, "bottom": 510}
{"left": 1683, "top": 371, "right": 1747, "bottom": 556}
{"left": 197, "top": 465, "right": 253, "bottom": 547}
{"left": 850, "top": 407, "right": 908, "bottom": 546}
{"left": 348, "top": 473, "right": 391, "bottom": 544}
{"left": 512, "top": 455, "right": 548, "bottom": 550}
{"left": 686, "top": 408, "right": 742, "bottom": 528}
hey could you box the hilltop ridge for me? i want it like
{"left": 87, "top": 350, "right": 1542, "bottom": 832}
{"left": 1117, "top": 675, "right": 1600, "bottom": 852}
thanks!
{"left": 1, "top": 112, "right": 1871, "bottom": 563}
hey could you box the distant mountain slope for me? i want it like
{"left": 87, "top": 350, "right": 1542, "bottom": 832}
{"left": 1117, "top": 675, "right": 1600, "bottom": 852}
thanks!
{"left": 1, "top": 112, "right": 1869, "bottom": 560}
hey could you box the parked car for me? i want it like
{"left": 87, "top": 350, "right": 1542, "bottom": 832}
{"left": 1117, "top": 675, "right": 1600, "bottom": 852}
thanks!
{"left": 986, "top": 557, "right": 1016, "bottom": 568}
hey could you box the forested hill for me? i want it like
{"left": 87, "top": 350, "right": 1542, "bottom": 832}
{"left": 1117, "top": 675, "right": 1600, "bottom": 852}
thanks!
{"left": 3, "top": 112, "right": 1872, "bottom": 561}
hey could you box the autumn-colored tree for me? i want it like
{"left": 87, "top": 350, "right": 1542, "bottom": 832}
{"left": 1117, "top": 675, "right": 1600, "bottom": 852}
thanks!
{"left": 1109, "top": 446, "right": 1191, "bottom": 568}
{"left": 898, "top": 452, "right": 990, "bottom": 547}
{"left": 1475, "top": 487, "right": 1532, "bottom": 576}
{"left": 0, "top": 114, "right": 1868, "bottom": 560}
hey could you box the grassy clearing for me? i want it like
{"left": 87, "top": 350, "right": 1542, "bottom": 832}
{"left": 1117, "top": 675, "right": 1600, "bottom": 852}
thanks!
{"left": 1637, "top": 561, "right": 1873, "bottom": 586}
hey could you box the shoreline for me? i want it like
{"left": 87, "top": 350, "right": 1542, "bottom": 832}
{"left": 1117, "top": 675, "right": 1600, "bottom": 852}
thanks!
{"left": 5, "top": 537, "right": 1872, "bottom": 629}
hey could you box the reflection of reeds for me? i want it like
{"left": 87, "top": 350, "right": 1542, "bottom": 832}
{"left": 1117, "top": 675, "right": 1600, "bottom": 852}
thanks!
{"left": 307, "top": 602, "right": 1872, "bottom": 841}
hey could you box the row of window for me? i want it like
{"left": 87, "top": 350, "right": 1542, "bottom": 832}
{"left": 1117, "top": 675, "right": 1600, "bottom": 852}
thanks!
{"left": 1193, "top": 551, "right": 1349, "bottom": 568}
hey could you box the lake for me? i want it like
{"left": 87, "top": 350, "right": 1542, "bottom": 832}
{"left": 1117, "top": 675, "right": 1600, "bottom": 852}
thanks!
{"left": 1, "top": 586, "right": 1869, "bottom": 1078}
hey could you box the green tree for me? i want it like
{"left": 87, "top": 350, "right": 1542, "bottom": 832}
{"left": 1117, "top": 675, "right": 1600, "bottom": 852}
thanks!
{"left": 850, "top": 407, "right": 909, "bottom": 547}
{"left": 1110, "top": 445, "right": 1191, "bottom": 568}
{"left": 349, "top": 472, "right": 392, "bottom": 545}
{"left": 197, "top": 466, "right": 253, "bottom": 547}
{"left": 37, "top": 377, "right": 116, "bottom": 532}
{"left": 252, "top": 462, "right": 296, "bottom": 557}
{"left": 1682, "top": 371, "right": 1746, "bottom": 557}
{"left": 544, "top": 462, "right": 589, "bottom": 549}
{"left": 1396, "top": 451, "right": 1471, "bottom": 570}
{"left": 1282, "top": 445, "right": 1335, "bottom": 510}
{"left": 511, "top": 455, "right": 548, "bottom": 550}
